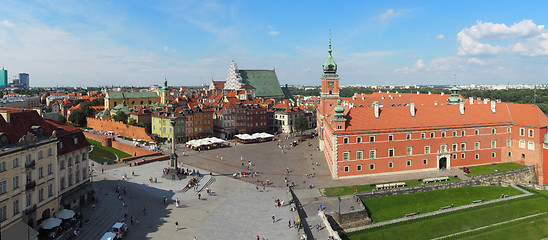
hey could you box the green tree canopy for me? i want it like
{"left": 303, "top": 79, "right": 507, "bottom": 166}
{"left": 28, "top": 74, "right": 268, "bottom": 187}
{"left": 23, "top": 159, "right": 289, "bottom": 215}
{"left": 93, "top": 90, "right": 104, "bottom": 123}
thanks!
{"left": 112, "top": 111, "right": 128, "bottom": 123}
{"left": 295, "top": 115, "right": 309, "bottom": 133}
{"left": 68, "top": 110, "right": 87, "bottom": 126}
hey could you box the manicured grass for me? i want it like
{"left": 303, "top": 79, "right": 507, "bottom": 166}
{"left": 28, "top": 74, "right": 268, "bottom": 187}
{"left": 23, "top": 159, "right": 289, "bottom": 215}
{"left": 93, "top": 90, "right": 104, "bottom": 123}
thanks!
{"left": 363, "top": 186, "right": 524, "bottom": 222}
{"left": 346, "top": 194, "right": 548, "bottom": 240}
{"left": 462, "top": 162, "right": 526, "bottom": 176}
{"left": 87, "top": 139, "right": 131, "bottom": 164}
{"left": 323, "top": 176, "right": 461, "bottom": 197}
{"left": 452, "top": 214, "right": 548, "bottom": 240}
{"left": 89, "top": 145, "right": 117, "bottom": 165}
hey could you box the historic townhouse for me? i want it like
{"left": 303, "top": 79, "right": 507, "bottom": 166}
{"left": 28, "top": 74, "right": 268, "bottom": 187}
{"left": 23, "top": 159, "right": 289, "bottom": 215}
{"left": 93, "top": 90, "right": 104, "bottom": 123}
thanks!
{"left": 46, "top": 121, "right": 91, "bottom": 210}
{"left": 0, "top": 109, "right": 58, "bottom": 238}
{"left": 317, "top": 39, "right": 548, "bottom": 184}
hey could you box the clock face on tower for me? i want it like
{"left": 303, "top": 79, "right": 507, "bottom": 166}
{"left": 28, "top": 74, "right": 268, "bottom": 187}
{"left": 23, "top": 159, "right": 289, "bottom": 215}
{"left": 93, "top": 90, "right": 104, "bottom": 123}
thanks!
{"left": 328, "top": 82, "right": 334, "bottom": 88}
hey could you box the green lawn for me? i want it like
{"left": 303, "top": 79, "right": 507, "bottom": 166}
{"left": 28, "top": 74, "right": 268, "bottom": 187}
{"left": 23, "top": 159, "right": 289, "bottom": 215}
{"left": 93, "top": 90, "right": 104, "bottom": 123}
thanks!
{"left": 363, "top": 186, "right": 524, "bottom": 222}
{"left": 87, "top": 139, "right": 131, "bottom": 164}
{"left": 451, "top": 213, "right": 548, "bottom": 240}
{"left": 462, "top": 162, "right": 526, "bottom": 176}
{"left": 323, "top": 176, "right": 461, "bottom": 197}
{"left": 346, "top": 193, "right": 548, "bottom": 240}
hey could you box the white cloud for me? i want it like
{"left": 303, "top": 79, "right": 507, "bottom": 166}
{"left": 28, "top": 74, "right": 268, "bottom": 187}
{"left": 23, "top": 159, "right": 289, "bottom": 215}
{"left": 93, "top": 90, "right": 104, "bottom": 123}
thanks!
{"left": 0, "top": 20, "right": 15, "bottom": 27}
{"left": 413, "top": 59, "right": 425, "bottom": 69}
{"left": 395, "top": 59, "right": 425, "bottom": 73}
{"left": 467, "top": 57, "right": 486, "bottom": 65}
{"left": 380, "top": 9, "right": 395, "bottom": 21}
{"left": 267, "top": 25, "right": 280, "bottom": 37}
{"left": 436, "top": 34, "right": 444, "bottom": 40}
{"left": 457, "top": 19, "right": 548, "bottom": 56}
{"left": 163, "top": 46, "right": 169, "bottom": 52}
{"left": 268, "top": 30, "right": 280, "bottom": 37}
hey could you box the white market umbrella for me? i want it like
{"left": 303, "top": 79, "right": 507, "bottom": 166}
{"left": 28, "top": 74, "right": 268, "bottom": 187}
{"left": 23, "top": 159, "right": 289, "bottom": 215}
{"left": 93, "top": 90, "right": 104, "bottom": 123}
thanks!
{"left": 55, "top": 209, "right": 75, "bottom": 219}
{"left": 40, "top": 218, "right": 62, "bottom": 229}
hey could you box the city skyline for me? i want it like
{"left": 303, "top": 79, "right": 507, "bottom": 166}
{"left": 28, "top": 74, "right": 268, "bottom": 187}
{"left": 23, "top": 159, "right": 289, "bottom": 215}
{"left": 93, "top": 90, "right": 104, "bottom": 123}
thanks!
{"left": 1, "top": 0, "right": 548, "bottom": 87}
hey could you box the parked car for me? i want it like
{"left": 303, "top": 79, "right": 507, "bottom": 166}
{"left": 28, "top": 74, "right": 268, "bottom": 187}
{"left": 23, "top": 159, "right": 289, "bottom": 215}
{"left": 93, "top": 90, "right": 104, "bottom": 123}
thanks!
{"left": 100, "top": 232, "right": 116, "bottom": 240}
{"left": 112, "top": 222, "right": 128, "bottom": 239}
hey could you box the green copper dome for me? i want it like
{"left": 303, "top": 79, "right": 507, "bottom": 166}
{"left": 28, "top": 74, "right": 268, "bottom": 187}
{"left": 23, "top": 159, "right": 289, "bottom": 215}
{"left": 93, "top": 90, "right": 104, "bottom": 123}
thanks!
{"left": 322, "top": 35, "right": 338, "bottom": 77}
{"left": 162, "top": 77, "right": 169, "bottom": 91}
{"left": 447, "top": 78, "right": 463, "bottom": 105}
{"left": 333, "top": 99, "right": 346, "bottom": 122}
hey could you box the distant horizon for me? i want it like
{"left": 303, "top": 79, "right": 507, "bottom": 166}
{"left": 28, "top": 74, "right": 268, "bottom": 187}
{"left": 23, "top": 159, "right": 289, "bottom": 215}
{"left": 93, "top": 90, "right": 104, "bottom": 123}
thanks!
{"left": 1, "top": 1, "right": 548, "bottom": 87}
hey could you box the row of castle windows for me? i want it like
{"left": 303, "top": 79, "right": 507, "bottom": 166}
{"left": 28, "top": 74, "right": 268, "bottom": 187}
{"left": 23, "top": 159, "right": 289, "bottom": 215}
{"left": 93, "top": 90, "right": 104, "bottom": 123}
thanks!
{"left": 343, "top": 127, "right": 512, "bottom": 144}
{"left": 341, "top": 139, "right": 523, "bottom": 161}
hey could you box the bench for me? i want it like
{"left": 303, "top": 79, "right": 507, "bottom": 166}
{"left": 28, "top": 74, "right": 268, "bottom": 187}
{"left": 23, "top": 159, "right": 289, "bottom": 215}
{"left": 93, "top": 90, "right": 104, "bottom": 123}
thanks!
{"left": 472, "top": 200, "right": 483, "bottom": 203}
{"left": 440, "top": 206, "right": 452, "bottom": 210}
{"left": 376, "top": 182, "right": 406, "bottom": 190}
{"left": 405, "top": 213, "right": 417, "bottom": 217}
{"left": 423, "top": 176, "right": 450, "bottom": 184}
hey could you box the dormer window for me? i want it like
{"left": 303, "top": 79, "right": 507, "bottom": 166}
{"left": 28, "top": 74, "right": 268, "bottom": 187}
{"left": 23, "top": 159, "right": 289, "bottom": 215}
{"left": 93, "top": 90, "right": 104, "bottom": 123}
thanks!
{"left": 58, "top": 142, "right": 64, "bottom": 150}
{"left": 73, "top": 137, "right": 79, "bottom": 146}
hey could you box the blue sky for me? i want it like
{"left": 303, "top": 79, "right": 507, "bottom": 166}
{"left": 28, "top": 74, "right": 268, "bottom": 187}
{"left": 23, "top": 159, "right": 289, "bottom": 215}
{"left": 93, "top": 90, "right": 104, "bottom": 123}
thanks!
{"left": 1, "top": 0, "right": 548, "bottom": 87}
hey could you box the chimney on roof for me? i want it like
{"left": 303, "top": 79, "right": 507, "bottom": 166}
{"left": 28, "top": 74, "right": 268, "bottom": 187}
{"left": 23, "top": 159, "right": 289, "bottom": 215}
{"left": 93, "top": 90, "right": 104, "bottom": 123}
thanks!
{"left": 459, "top": 101, "right": 465, "bottom": 115}
{"left": 483, "top": 98, "right": 488, "bottom": 104}
{"left": 428, "top": 91, "right": 431, "bottom": 95}
{"left": 469, "top": 97, "right": 474, "bottom": 104}
{"left": 374, "top": 104, "right": 380, "bottom": 118}
{"left": 417, "top": 91, "right": 420, "bottom": 95}
{"left": 0, "top": 110, "right": 10, "bottom": 123}
{"left": 491, "top": 101, "right": 496, "bottom": 113}
{"left": 410, "top": 103, "right": 416, "bottom": 117}
{"left": 441, "top": 92, "right": 444, "bottom": 96}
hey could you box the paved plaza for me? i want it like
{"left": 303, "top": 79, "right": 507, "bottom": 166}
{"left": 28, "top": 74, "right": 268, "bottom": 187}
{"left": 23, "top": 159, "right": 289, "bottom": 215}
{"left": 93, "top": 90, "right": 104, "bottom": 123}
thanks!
{"left": 76, "top": 133, "right": 470, "bottom": 239}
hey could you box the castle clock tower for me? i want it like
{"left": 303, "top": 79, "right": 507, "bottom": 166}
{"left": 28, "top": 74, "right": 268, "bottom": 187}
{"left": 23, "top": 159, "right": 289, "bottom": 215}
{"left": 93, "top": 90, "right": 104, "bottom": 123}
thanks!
{"left": 319, "top": 35, "right": 340, "bottom": 118}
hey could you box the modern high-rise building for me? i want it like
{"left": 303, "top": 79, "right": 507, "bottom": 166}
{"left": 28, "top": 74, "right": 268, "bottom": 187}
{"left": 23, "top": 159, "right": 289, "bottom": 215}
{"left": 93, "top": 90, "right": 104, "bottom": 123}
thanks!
{"left": 0, "top": 68, "right": 7, "bottom": 89}
{"left": 19, "top": 73, "right": 29, "bottom": 89}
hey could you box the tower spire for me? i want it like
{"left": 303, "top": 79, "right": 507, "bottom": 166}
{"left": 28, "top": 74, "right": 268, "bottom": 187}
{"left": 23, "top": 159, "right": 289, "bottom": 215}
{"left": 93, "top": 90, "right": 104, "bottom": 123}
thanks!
{"left": 328, "top": 30, "right": 332, "bottom": 55}
{"left": 322, "top": 31, "right": 338, "bottom": 76}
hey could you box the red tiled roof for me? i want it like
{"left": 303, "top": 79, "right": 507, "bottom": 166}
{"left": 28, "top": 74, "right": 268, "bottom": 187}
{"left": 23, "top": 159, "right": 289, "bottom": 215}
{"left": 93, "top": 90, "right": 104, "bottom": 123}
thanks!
{"left": 0, "top": 108, "right": 56, "bottom": 145}
{"left": 213, "top": 81, "right": 225, "bottom": 90}
{"left": 506, "top": 103, "right": 548, "bottom": 127}
{"left": 45, "top": 120, "right": 90, "bottom": 154}
{"left": 340, "top": 102, "right": 515, "bottom": 132}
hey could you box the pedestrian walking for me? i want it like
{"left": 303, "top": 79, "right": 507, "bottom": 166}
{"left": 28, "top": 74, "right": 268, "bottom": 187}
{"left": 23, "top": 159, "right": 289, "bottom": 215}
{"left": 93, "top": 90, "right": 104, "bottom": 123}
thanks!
{"left": 198, "top": 194, "right": 201, "bottom": 200}
{"left": 272, "top": 214, "right": 275, "bottom": 223}
{"left": 263, "top": 186, "right": 266, "bottom": 192}
{"left": 175, "top": 221, "right": 179, "bottom": 230}
{"left": 256, "top": 185, "right": 259, "bottom": 192}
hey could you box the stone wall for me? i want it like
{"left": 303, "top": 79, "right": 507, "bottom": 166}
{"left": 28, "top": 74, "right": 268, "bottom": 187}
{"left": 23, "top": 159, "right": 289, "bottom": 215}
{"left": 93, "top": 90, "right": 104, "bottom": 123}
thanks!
{"left": 85, "top": 132, "right": 159, "bottom": 161}
{"left": 86, "top": 117, "right": 154, "bottom": 142}
{"left": 332, "top": 210, "right": 372, "bottom": 229}
{"left": 471, "top": 165, "right": 537, "bottom": 184}
{"left": 356, "top": 180, "right": 510, "bottom": 200}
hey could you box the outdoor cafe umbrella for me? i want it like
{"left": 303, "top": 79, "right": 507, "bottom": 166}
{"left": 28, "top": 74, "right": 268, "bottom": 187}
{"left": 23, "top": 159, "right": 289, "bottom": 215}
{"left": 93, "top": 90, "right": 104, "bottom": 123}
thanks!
{"left": 55, "top": 209, "right": 75, "bottom": 219}
{"left": 40, "top": 217, "right": 62, "bottom": 230}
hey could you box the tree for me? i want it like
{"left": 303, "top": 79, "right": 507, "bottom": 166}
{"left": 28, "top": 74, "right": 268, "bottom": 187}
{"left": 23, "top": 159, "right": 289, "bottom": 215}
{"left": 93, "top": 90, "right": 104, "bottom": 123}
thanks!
{"left": 91, "top": 98, "right": 105, "bottom": 106}
{"left": 294, "top": 115, "right": 309, "bottom": 133}
{"left": 68, "top": 110, "right": 87, "bottom": 126}
{"left": 59, "top": 114, "right": 67, "bottom": 123}
{"left": 127, "top": 118, "right": 137, "bottom": 126}
{"left": 112, "top": 111, "right": 128, "bottom": 123}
